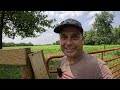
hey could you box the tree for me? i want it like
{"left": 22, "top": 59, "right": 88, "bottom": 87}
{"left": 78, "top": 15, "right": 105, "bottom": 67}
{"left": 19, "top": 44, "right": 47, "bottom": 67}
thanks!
{"left": 2, "top": 11, "right": 56, "bottom": 39}
{"left": 93, "top": 11, "right": 114, "bottom": 37}
{"left": 53, "top": 40, "right": 60, "bottom": 45}
{"left": 84, "top": 29, "right": 96, "bottom": 45}
{"left": 93, "top": 11, "right": 114, "bottom": 49}
{"left": 56, "top": 40, "right": 60, "bottom": 45}
{"left": 112, "top": 26, "right": 120, "bottom": 44}
{"left": 0, "top": 11, "right": 4, "bottom": 49}
{"left": 27, "top": 42, "right": 33, "bottom": 46}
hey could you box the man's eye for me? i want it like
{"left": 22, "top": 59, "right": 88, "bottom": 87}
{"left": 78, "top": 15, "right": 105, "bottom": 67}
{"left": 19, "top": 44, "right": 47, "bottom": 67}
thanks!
{"left": 61, "top": 37, "right": 66, "bottom": 40}
{"left": 73, "top": 37, "right": 79, "bottom": 40}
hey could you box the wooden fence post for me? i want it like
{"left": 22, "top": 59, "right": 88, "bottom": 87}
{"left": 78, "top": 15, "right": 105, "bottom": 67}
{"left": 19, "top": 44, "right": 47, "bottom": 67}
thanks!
{"left": 22, "top": 48, "right": 35, "bottom": 79}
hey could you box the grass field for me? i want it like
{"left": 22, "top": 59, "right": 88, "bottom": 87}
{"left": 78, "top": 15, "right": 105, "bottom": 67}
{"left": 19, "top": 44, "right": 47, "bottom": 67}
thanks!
{"left": 1, "top": 45, "right": 120, "bottom": 79}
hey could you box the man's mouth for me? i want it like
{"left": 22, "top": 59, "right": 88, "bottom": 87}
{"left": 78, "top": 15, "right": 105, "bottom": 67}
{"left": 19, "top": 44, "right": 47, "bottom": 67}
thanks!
{"left": 65, "top": 48, "right": 75, "bottom": 53}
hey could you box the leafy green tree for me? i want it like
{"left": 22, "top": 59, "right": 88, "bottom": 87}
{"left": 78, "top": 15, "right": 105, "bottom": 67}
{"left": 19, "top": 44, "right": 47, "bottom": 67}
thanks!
{"left": 27, "top": 42, "right": 34, "bottom": 46}
{"left": 56, "top": 40, "right": 60, "bottom": 45}
{"left": 84, "top": 29, "right": 96, "bottom": 45}
{"left": 93, "top": 11, "right": 114, "bottom": 37}
{"left": 112, "top": 26, "right": 120, "bottom": 44}
{"left": 2, "top": 11, "right": 56, "bottom": 39}
{"left": 93, "top": 11, "right": 114, "bottom": 48}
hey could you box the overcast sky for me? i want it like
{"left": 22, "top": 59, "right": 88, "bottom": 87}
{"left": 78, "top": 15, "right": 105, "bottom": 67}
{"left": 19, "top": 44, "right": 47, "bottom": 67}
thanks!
{"left": 2, "top": 11, "right": 120, "bottom": 45}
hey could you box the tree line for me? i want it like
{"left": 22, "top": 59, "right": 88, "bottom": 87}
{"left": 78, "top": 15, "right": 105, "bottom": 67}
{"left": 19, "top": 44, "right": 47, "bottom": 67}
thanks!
{"left": 84, "top": 25, "right": 120, "bottom": 45}
{"left": 2, "top": 42, "right": 33, "bottom": 47}
{"left": 85, "top": 11, "right": 120, "bottom": 45}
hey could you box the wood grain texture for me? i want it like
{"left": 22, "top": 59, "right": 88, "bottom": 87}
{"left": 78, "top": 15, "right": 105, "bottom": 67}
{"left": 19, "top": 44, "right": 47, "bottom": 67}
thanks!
{"left": 0, "top": 48, "right": 29, "bottom": 65}
{"left": 41, "top": 50, "right": 50, "bottom": 77}
{"left": 29, "top": 51, "right": 49, "bottom": 79}
{"left": 25, "top": 48, "right": 34, "bottom": 79}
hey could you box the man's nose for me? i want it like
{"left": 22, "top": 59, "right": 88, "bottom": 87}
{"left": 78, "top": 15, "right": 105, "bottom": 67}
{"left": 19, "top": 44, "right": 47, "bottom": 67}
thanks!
{"left": 66, "top": 39, "right": 72, "bottom": 46}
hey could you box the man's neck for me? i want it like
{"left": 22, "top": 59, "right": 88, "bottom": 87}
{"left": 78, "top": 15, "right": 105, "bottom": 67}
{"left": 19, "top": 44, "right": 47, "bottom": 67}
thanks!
{"left": 67, "top": 51, "right": 84, "bottom": 65}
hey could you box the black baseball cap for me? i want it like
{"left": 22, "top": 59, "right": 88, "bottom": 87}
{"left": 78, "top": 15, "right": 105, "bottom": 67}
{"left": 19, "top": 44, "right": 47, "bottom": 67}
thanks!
{"left": 54, "top": 18, "right": 83, "bottom": 34}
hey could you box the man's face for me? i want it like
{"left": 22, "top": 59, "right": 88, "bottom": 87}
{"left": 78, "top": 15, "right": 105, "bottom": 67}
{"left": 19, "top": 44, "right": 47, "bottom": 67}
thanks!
{"left": 60, "top": 27, "right": 84, "bottom": 57}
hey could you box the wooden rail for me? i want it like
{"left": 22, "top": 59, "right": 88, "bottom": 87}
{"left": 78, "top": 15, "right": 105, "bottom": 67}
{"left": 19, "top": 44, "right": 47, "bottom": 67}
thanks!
{"left": 0, "top": 48, "right": 49, "bottom": 79}
{"left": 0, "top": 48, "right": 34, "bottom": 79}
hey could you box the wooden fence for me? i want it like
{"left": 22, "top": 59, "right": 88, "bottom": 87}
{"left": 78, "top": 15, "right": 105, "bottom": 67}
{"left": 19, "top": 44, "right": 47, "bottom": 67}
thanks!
{"left": 0, "top": 48, "right": 49, "bottom": 79}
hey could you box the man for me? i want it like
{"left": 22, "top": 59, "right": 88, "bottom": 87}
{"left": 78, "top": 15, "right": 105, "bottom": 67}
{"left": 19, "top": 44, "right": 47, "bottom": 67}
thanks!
{"left": 54, "top": 18, "right": 113, "bottom": 79}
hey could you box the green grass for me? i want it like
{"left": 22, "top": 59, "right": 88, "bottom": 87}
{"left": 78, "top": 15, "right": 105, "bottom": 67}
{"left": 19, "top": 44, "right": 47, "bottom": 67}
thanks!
{"left": 0, "top": 65, "right": 22, "bottom": 79}
{"left": 1, "top": 45, "right": 120, "bottom": 79}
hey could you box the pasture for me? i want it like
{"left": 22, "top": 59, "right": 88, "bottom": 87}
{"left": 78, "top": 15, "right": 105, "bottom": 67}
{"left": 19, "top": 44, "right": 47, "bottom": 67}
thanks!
{"left": 0, "top": 45, "right": 120, "bottom": 79}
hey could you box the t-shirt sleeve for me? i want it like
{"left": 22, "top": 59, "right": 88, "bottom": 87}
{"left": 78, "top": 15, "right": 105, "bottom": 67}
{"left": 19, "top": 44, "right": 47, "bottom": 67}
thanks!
{"left": 99, "top": 63, "right": 113, "bottom": 79}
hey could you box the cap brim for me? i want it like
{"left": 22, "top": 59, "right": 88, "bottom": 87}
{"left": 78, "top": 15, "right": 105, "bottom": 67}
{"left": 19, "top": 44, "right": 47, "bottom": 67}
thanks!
{"left": 54, "top": 24, "right": 83, "bottom": 34}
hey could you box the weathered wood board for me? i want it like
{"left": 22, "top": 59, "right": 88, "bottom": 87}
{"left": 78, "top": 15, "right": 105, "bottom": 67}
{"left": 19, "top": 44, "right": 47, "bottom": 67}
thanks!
{"left": 29, "top": 51, "right": 49, "bottom": 79}
{"left": 0, "top": 48, "right": 29, "bottom": 65}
